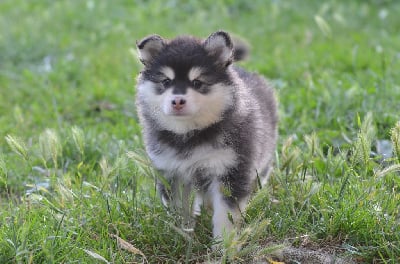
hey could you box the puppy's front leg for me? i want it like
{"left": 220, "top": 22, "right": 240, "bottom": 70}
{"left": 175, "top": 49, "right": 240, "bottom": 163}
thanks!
{"left": 193, "top": 192, "right": 204, "bottom": 217}
{"left": 182, "top": 182, "right": 195, "bottom": 231}
{"left": 209, "top": 181, "right": 243, "bottom": 239}
{"left": 171, "top": 179, "right": 195, "bottom": 231}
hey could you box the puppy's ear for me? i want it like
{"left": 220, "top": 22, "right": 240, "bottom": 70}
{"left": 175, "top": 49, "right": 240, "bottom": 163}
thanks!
{"left": 136, "top": 35, "right": 165, "bottom": 66}
{"left": 231, "top": 35, "right": 250, "bottom": 62}
{"left": 203, "top": 31, "right": 233, "bottom": 66}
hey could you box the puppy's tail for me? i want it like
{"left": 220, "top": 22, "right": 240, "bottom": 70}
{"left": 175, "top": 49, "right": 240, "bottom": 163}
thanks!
{"left": 232, "top": 36, "right": 250, "bottom": 62}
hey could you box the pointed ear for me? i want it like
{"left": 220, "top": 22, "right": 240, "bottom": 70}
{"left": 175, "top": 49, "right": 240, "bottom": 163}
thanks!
{"left": 203, "top": 31, "right": 233, "bottom": 65}
{"left": 136, "top": 35, "right": 165, "bottom": 66}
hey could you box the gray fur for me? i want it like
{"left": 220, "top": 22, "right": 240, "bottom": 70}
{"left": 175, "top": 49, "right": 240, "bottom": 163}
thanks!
{"left": 135, "top": 31, "right": 278, "bottom": 239}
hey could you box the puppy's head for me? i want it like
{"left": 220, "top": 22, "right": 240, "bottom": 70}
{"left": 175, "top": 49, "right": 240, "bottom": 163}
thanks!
{"left": 136, "top": 31, "right": 235, "bottom": 134}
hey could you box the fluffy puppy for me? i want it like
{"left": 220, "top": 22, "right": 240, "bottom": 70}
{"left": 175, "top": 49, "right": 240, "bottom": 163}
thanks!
{"left": 135, "top": 31, "right": 278, "bottom": 240}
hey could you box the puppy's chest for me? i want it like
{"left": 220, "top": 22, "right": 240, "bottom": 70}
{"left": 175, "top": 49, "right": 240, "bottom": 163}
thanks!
{"left": 148, "top": 140, "right": 237, "bottom": 181}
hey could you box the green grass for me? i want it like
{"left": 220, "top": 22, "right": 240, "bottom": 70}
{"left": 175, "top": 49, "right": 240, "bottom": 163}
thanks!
{"left": 1, "top": 0, "right": 400, "bottom": 263}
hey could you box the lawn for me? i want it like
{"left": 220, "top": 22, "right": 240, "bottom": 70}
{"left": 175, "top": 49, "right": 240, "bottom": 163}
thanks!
{"left": 0, "top": 0, "right": 399, "bottom": 263}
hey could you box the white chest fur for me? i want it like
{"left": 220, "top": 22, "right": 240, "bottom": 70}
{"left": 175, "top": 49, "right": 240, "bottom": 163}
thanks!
{"left": 148, "top": 144, "right": 237, "bottom": 182}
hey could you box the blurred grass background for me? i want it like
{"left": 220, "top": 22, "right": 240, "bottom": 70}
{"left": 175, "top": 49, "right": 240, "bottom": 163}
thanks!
{"left": 1, "top": 0, "right": 399, "bottom": 263}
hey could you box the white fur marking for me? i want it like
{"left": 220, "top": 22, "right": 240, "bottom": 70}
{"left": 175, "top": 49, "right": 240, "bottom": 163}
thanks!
{"left": 137, "top": 81, "right": 234, "bottom": 134}
{"left": 193, "top": 192, "right": 204, "bottom": 216}
{"left": 188, "top": 67, "right": 203, "bottom": 81}
{"left": 149, "top": 145, "right": 237, "bottom": 182}
{"left": 160, "top": 66, "right": 175, "bottom": 80}
{"left": 137, "top": 80, "right": 165, "bottom": 118}
{"left": 209, "top": 181, "right": 239, "bottom": 239}
{"left": 159, "top": 84, "right": 233, "bottom": 134}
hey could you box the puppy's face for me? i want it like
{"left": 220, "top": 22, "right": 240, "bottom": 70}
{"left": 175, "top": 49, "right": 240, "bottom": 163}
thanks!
{"left": 136, "top": 32, "right": 235, "bottom": 134}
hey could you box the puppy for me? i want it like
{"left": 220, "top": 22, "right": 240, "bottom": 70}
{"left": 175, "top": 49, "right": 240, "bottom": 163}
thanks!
{"left": 135, "top": 31, "right": 277, "bottom": 240}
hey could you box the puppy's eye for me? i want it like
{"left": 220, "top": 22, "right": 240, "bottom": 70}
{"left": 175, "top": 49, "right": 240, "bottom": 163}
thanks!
{"left": 192, "top": 79, "right": 202, "bottom": 89}
{"left": 161, "top": 78, "right": 172, "bottom": 87}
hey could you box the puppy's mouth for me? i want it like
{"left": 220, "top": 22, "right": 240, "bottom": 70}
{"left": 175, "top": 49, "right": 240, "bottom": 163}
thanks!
{"left": 167, "top": 110, "right": 192, "bottom": 117}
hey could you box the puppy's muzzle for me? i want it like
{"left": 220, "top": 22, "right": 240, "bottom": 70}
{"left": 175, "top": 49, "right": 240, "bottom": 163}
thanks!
{"left": 171, "top": 96, "right": 186, "bottom": 111}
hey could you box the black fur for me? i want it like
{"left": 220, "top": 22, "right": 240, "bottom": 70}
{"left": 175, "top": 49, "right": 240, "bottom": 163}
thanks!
{"left": 136, "top": 32, "right": 278, "bottom": 237}
{"left": 140, "top": 63, "right": 277, "bottom": 201}
{"left": 141, "top": 37, "right": 231, "bottom": 89}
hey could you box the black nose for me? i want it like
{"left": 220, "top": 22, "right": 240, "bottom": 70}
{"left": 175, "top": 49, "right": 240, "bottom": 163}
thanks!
{"left": 172, "top": 98, "right": 186, "bottom": 106}
{"left": 171, "top": 97, "right": 186, "bottom": 110}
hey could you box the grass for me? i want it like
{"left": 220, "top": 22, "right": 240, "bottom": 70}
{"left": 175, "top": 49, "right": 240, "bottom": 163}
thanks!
{"left": 1, "top": 0, "right": 400, "bottom": 263}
